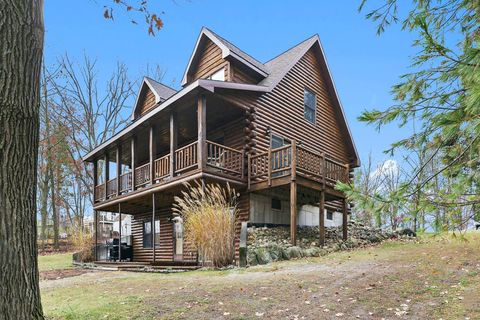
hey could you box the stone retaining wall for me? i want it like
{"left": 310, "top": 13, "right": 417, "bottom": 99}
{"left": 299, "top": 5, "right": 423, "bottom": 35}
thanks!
{"left": 247, "top": 221, "right": 415, "bottom": 265}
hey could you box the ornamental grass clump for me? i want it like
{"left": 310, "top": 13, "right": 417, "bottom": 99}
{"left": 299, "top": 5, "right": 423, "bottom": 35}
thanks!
{"left": 173, "top": 182, "right": 238, "bottom": 268}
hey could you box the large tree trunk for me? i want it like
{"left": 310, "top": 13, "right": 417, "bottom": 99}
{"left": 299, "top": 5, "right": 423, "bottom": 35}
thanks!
{"left": 0, "top": 1, "right": 45, "bottom": 319}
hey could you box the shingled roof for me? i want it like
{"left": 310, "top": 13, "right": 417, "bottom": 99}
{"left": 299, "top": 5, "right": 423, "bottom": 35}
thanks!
{"left": 131, "top": 77, "right": 177, "bottom": 120}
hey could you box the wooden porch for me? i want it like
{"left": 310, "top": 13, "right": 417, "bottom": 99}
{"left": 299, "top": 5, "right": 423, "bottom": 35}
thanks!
{"left": 94, "top": 139, "right": 244, "bottom": 204}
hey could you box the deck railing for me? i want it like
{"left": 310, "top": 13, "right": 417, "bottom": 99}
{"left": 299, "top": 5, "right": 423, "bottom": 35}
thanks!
{"left": 248, "top": 143, "right": 349, "bottom": 188}
{"left": 175, "top": 141, "right": 198, "bottom": 173}
{"left": 134, "top": 163, "right": 150, "bottom": 188}
{"left": 206, "top": 140, "right": 244, "bottom": 178}
{"left": 94, "top": 184, "right": 105, "bottom": 202}
{"left": 154, "top": 154, "right": 170, "bottom": 181}
{"left": 106, "top": 178, "right": 118, "bottom": 198}
{"left": 119, "top": 172, "right": 132, "bottom": 193}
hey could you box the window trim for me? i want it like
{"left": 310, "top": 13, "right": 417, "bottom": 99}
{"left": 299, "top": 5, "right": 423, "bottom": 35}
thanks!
{"left": 303, "top": 88, "right": 316, "bottom": 124}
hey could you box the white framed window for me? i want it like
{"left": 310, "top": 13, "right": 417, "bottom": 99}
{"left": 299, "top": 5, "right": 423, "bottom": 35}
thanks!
{"left": 207, "top": 68, "right": 225, "bottom": 81}
{"left": 304, "top": 89, "right": 316, "bottom": 124}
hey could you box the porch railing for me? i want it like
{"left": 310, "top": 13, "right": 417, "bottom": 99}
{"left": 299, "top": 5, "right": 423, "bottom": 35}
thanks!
{"left": 93, "top": 140, "right": 245, "bottom": 203}
{"left": 248, "top": 143, "right": 349, "bottom": 188}
{"left": 106, "top": 178, "right": 117, "bottom": 198}
{"left": 175, "top": 141, "right": 198, "bottom": 173}
{"left": 94, "top": 184, "right": 105, "bottom": 202}
{"left": 154, "top": 154, "right": 170, "bottom": 180}
{"left": 206, "top": 140, "right": 244, "bottom": 178}
{"left": 119, "top": 171, "right": 132, "bottom": 193}
{"left": 134, "top": 163, "right": 150, "bottom": 188}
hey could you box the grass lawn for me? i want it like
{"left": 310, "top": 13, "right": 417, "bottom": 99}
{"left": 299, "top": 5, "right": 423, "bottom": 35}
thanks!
{"left": 38, "top": 252, "right": 73, "bottom": 272}
{"left": 40, "top": 233, "right": 480, "bottom": 319}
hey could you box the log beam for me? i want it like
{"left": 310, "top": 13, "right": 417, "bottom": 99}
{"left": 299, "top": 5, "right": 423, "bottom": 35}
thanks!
{"left": 319, "top": 190, "right": 325, "bottom": 246}
{"left": 170, "top": 113, "right": 177, "bottom": 178}
{"left": 290, "top": 181, "right": 297, "bottom": 245}
{"left": 197, "top": 95, "right": 207, "bottom": 170}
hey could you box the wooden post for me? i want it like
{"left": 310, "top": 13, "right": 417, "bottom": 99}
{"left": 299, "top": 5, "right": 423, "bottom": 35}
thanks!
{"left": 152, "top": 193, "right": 156, "bottom": 264}
{"left": 267, "top": 148, "right": 272, "bottom": 186}
{"left": 197, "top": 94, "right": 207, "bottom": 170}
{"left": 116, "top": 145, "right": 121, "bottom": 196}
{"left": 321, "top": 152, "right": 326, "bottom": 189}
{"left": 170, "top": 113, "right": 177, "bottom": 178}
{"left": 342, "top": 198, "right": 348, "bottom": 241}
{"left": 93, "top": 160, "right": 98, "bottom": 202}
{"left": 247, "top": 153, "right": 251, "bottom": 190}
{"left": 319, "top": 191, "right": 325, "bottom": 246}
{"left": 104, "top": 153, "right": 109, "bottom": 200}
{"left": 149, "top": 125, "right": 156, "bottom": 184}
{"left": 290, "top": 181, "right": 297, "bottom": 245}
{"left": 118, "top": 203, "right": 122, "bottom": 261}
{"left": 291, "top": 140, "right": 297, "bottom": 181}
{"left": 94, "top": 210, "right": 98, "bottom": 261}
{"left": 131, "top": 137, "right": 136, "bottom": 191}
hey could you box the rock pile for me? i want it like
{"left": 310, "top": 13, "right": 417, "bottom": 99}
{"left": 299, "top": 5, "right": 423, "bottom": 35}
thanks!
{"left": 247, "top": 221, "right": 415, "bottom": 266}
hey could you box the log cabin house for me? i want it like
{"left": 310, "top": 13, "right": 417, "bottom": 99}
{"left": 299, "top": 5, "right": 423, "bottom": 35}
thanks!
{"left": 83, "top": 27, "right": 359, "bottom": 267}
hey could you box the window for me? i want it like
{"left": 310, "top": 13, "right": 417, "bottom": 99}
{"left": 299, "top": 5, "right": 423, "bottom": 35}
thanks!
{"left": 304, "top": 89, "right": 316, "bottom": 124}
{"left": 154, "top": 220, "right": 160, "bottom": 248}
{"left": 207, "top": 68, "right": 225, "bottom": 81}
{"left": 143, "top": 221, "right": 152, "bottom": 248}
{"left": 143, "top": 220, "right": 160, "bottom": 248}
{"left": 271, "top": 198, "right": 282, "bottom": 210}
{"left": 326, "top": 211, "right": 333, "bottom": 221}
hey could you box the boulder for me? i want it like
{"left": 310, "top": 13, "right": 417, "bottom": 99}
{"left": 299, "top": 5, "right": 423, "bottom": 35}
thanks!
{"left": 255, "top": 248, "right": 272, "bottom": 265}
{"left": 286, "top": 246, "right": 303, "bottom": 259}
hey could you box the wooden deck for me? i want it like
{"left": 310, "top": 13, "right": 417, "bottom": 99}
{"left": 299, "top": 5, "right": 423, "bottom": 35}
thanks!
{"left": 94, "top": 140, "right": 244, "bottom": 204}
{"left": 248, "top": 141, "right": 349, "bottom": 193}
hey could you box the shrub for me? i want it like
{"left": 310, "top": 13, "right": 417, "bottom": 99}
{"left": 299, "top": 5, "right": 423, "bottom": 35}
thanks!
{"left": 173, "top": 182, "right": 238, "bottom": 268}
{"left": 71, "top": 229, "right": 94, "bottom": 262}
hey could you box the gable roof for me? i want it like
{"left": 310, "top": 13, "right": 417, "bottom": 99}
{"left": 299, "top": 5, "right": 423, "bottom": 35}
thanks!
{"left": 131, "top": 77, "right": 177, "bottom": 120}
{"left": 181, "top": 27, "right": 269, "bottom": 86}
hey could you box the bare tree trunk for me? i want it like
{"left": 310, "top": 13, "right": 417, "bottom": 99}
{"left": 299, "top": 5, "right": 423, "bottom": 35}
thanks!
{"left": 50, "top": 164, "right": 59, "bottom": 249}
{"left": 0, "top": 1, "right": 45, "bottom": 318}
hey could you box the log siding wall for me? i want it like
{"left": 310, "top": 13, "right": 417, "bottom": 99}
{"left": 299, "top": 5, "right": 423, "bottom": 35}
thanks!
{"left": 253, "top": 48, "right": 350, "bottom": 164}
{"left": 189, "top": 38, "right": 229, "bottom": 83}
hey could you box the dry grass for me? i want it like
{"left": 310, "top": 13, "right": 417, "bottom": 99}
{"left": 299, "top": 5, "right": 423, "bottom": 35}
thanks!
{"left": 71, "top": 229, "right": 94, "bottom": 262}
{"left": 173, "top": 182, "right": 238, "bottom": 267}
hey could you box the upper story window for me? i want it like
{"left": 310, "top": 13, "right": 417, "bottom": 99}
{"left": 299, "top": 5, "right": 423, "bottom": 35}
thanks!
{"left": 207, "top": 68, "right": 225, "bottom": 81}
{"left": 304, "top": 89, "right": 316, "bottom": 124}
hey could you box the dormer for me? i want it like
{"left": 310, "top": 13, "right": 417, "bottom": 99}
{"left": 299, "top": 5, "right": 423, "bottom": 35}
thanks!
{"left": 181, "top": 27, "right": 269, "bottom": 86}
{"left": 131, "top": 77, "right": 177, "bottom": 120}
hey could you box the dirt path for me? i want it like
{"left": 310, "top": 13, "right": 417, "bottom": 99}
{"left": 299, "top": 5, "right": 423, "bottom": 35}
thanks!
{"left": 41, "top": 236, "right": 480, "bottom": 319}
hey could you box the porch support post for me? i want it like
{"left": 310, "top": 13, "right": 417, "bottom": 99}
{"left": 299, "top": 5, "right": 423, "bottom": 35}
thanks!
{"left": 118, "top": 203, "right": 122, "bottom": 261}
{"left": 104, "top": 153, "right": 109, "bottom": 200}
{"left": 94, "top": 209, "right": 98, "bottom": 261}
{"left": 116, "top": 145, "right": 121, "bottom": 196}
{"left": 342, "top": 198, "right": 348, "bottom": 241}
{"left": 93, "top": 160, "right": 98, "bottom": 202}
{"left": 152, "top": 193, "right": 156, "bottom": 264}
{"left": 197, "top": 94, "right": 207, "bottom": 170}
{"left": 290, "top": 181, "right": 297, "bottom": 245}
{"left": 131, "top": 137, "right": 136, "bottom": 191}
{"left": 169, "top": 113, "right": 177, "bottom": 178}
{"left": 149, "top": 125, "right": 156, "bottom": 184}
{"left": 319, "top": 190, "right": 325, "bottom": 246}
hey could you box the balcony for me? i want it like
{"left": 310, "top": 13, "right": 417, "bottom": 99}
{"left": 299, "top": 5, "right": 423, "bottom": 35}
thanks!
{"left": 94, "top": 140, "right": 244, "bottom": 203}
{"left": 247, "top": 142, "right": 349, "bottom": 191}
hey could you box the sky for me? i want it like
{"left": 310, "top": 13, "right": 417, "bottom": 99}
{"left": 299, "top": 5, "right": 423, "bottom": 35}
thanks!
{"left": 44, "top": 0, "right": 419, "bottom": 166}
